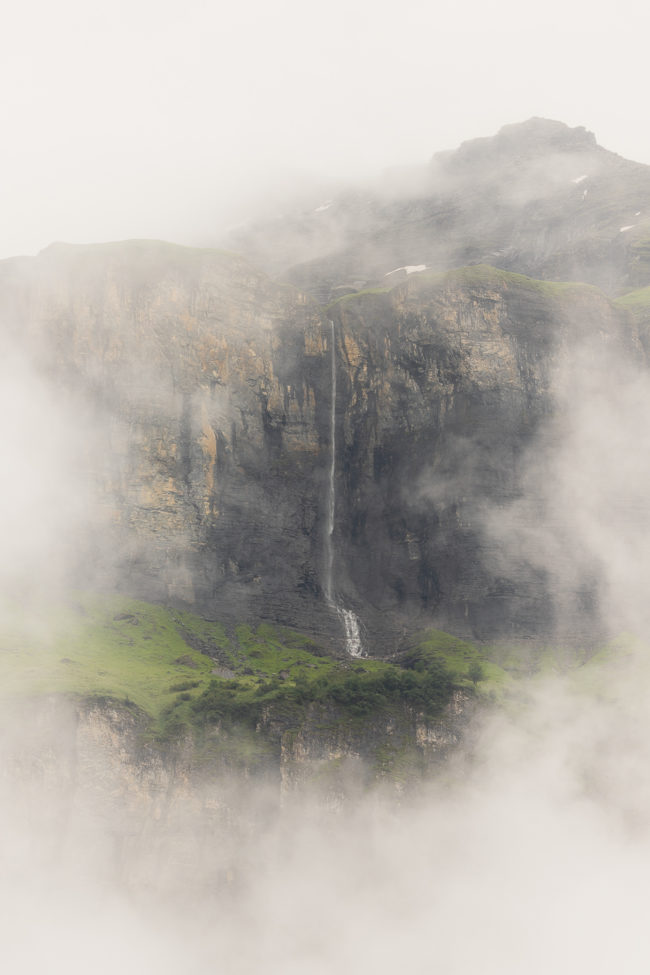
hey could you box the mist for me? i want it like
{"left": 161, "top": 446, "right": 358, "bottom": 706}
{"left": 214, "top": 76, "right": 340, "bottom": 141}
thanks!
{"left": 4, "top": 321, "right": 650, "bottom": 972}
{"left": 3, "top": 0, "right": 650, "bottom": 259}
{"left": 484, "top": 333, "right": 650, "bottom": 642}
{"left": 3, "top": 666, "right": 650, "bottom": 973}
{"left": 5, "top": 0, "right": 650, "bottom": 969}
{"left": 0, "top": 351, "right": 100, "bottom": 603}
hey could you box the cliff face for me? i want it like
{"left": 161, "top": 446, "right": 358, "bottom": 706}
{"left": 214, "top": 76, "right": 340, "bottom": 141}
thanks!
{"left": 0, "top": 241, "right": 338, "bottom": 640}
{"left": 328, "top": 267, "right": 642, "bottom": 646}
{"left": 0, "top": 691, "right": 473, "bottom": 880}
{"left": 0, "top": 241, "right": 643, "bottom": 651}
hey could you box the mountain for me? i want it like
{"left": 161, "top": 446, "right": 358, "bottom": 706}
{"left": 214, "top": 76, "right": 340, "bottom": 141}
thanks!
{"left": 227, "top": 118, "right": 650, "bottom": 303}
{"left": 1, "top": 116, "right": 650, "bottom": 822}
{"left": 1, "top": 119, "right": 649, "bottom": 664}
{"left": 3, "top": 120, "right": 650, "bottom": 940}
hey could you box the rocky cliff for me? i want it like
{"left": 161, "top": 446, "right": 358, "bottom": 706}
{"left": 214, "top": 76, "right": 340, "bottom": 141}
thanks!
{"left": 328, "top": 266, "right": 644, "bottom": 646}
{"left": 0, "top": 240, "right": 340, "bottom": 641}
{"left": 0, "top": 686, "right": 473, "bottom": 893}
{"left": 0, "top": 238, "right": 643, "bottom": 652}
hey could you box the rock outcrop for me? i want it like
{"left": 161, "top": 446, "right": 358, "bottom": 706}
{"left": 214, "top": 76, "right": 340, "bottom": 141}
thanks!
{"left": 0, "top": 690, "right": 473, "bottom": 890}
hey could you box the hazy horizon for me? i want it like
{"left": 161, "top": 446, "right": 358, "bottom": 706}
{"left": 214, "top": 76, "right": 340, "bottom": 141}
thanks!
{"left": 2, "top": 0, "right": 650, "bottom": 261}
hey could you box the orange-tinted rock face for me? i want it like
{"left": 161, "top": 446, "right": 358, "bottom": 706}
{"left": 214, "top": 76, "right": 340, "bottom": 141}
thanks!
{"left": 0, "top": 241, "right": 336, "bottom": 639}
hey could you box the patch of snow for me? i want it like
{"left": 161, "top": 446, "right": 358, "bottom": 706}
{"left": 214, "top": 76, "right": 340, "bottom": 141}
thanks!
{"left": 385, "top": 264, "right": 428, "bottom": 277}
{"left": 572, "top": 175, "right": 589, "bottom": 184}
{"left": 619, "top": 225, "right": 635, "bottom": 233}
{"left": 314, "top": 201, "right": 333, "bottom": 213}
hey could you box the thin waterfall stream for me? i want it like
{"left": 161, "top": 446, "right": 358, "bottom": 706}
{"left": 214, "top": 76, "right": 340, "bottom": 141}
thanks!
{"left": 326, "top": 320, "right": 364, "bottom": 657}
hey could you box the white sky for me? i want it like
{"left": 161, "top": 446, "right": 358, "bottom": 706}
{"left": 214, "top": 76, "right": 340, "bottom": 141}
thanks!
{"left": 2, "top": 0, "right": 649, "bottom": 259}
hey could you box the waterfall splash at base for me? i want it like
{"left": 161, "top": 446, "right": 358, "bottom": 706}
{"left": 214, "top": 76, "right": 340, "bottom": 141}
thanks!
{"left": 339, "top": 606, "right": 363, "bottom": 658}
{"left": 325, "top": 319, "right": 365, "bottom": 658}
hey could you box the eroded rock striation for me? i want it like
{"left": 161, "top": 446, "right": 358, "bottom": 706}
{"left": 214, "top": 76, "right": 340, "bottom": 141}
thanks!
{"left": 0, "top": 241, "right": 338, "bottom": 640}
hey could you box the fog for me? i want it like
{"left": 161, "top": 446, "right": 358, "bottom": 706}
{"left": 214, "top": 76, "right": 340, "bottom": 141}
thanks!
{"left": 4, "top": 671, "right": 650, "bottom": 973}
{"left": 0, "top": 351, "right": 100, "bottom": 602}
{"left": 3, "top": 316, "right": 650, "bottom": 970}
{"left": 486, "top": 337, "right": 650, "bottom": 642}
{"left": 2, "top": 0, "right": 650, "bottom": 259}
{"left": 4, "top": 2, "right": 650, "bottom": 969}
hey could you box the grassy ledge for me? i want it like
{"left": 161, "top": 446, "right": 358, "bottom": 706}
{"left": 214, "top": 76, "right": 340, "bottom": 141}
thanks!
{"left": 0, "top": 593, "right": 478, "bottom": 744}
{"left": 615, "top": 285, "right": 650, "bottom": 309}
{"left": 329, "top": 264, "right": 605, "bottom": 310}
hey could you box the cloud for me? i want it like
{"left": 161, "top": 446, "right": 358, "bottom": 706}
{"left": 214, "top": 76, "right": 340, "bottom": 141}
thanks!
{"left": 2, "top": 664, "right": 650, "bottom": 973}
{"left": 2, "top": 0, "right": 650, "bottom": 259}
{"left": 485, "top": 337, "right": 650, "bottom": 639}
{"left": 0, "top": 351, "right": 97, "bottom": 599}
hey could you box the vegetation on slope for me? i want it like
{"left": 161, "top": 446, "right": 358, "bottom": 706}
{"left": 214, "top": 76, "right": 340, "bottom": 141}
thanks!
{"left": 329, "top": 264, "right": 605, "bottom": 311}
{"left": 403, "top": 628, "right": 510, "bottom": 695}
{"left": 5, "top": 591, "right": 628, "bottom": 721}
{"left": 615, "top": 284, "right": 650, "bottom": 310}
{"left": 568, "top": 632, "right": 650, "bottom": 699}
{"left": 0, "top": 593, "right": 503, "bottom": 748}
{"left": 407, "top": 264, "right": 602, "bottom": 300}
{"left": 2, "top": 590, "right": 642, "bottom": 785}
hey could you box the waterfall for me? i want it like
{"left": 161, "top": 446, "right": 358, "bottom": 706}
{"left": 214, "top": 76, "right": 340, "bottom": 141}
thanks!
{"left": 325, "top": 319, "right": 337, "bottom": 604}
{"left": 340, "top": 607, "right": 363, "bottom": 657}
{"left": 326, "top": 320, "right": 364, "bottom": 658}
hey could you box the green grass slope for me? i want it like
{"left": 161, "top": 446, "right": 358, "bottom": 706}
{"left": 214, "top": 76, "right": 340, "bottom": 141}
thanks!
{"left": 329, "top": 264, "right": 605, "bottom": 311}
{"left": 0, "top": 593, "right": 492, "bottom": 746}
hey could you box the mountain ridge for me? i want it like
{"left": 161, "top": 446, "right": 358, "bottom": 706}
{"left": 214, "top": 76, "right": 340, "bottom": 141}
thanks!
{"left": 226, "top": 117, "right": 650, "bottom": 304}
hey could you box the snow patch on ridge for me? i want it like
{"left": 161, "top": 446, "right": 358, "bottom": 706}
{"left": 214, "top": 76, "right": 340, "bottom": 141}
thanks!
{"left": 385, "top": 265, "right": 428, "bottom": 277}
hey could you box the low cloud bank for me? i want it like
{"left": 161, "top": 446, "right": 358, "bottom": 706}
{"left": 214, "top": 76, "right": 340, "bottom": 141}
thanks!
{"left": 1, "top": 665, "right": 649, "bottom": 973}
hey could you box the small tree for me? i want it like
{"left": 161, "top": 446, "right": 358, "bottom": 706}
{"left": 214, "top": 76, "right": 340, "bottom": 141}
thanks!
{"left": 467, "top": 660, "right": 484, "bottom": 686}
